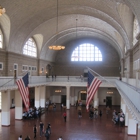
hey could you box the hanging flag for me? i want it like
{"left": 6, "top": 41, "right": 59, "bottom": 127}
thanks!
{"left": 86, "top": 71, "right": 102, "bottom": 111}
{"left": 16, "top": 73, "right": 30, "bottom": 111}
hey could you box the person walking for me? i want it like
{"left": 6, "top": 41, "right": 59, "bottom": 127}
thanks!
{"left": 39, "top": 121, "right": 44, "bottom": 137}
{"left": 78, "top": 110, "right": 82, "bottom": 119}
{"left": 33, "top": 124, "right": 37, "bottom": 139}
{"left": 63, "top": 111, "right": 67, "bottom": 122}
{"left": 45, "top": 127, "right": 50, "bottom": 140}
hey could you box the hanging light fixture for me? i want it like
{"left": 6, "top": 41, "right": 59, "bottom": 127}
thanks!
{"left": 0, "top": 6, "right": 6, "bottom": 16}
{"left": 48, "top": 0, "right": 65, "bottom": 50}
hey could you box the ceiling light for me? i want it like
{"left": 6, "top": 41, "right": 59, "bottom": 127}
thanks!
{"left": 0, "top": 6, "right": 6, "bottom": 16}
{"left": 48, "top": 0, "right": 65, "bottom": 50}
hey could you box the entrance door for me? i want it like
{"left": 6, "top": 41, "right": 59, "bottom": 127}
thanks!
{"left": 106, "top": 96, "right": 112, "bottom": 108}
{"left": 61, "top": 95, "right": 66, "bottom": 106}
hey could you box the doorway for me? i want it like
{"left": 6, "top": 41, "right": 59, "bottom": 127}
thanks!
{"left": 106, "top": 96, "right": 112, "bottom": 108}
{"left": 61, "top": 95, "right": 66, "bottom": 106}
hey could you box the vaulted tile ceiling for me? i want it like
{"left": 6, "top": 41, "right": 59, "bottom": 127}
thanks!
{"left": 0, "top": 0, "right": 140, "bottom": 62}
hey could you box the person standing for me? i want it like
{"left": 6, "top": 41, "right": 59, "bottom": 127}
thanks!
{"left": 63, "top": 111, "right": 67, "bottom": 122}
{"left": 24, "top": 136, "right": 30, "bottom": 140}
{"left": 18, "top": 135, "right": 22, "bottom": 140}
{"left": 57, "top": 136, "right": 63, "bottom": 140}
{"left": 39, "top": 121, "right": 44, "bottom": 137}
{"left": 33, "top": 124, "right": 37, "bottom": 139}
{"left": 45, "top": 127, "right": 50, "bottom": 140}
{"left": 47, "top": 123, "right": 51, "bottom": 135}
{"left": 99, "top": 110, "right": 102, "bottom": 118}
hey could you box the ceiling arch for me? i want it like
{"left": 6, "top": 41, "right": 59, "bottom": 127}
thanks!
{"left": 1, "top": 0, "right": 140, "bottom": 62}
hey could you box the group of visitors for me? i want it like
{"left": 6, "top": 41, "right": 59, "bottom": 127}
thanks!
{"left": 46, "top": 100, "right": 57, "bottom": 111}
{"left": 22, "top": 106, "right": 43, "bottom": 119}
{"left": 89, "top": 107, "right": 100, "bottom": 119}
{"left": 112, "top": 109, "right": 125, "bottom": 126}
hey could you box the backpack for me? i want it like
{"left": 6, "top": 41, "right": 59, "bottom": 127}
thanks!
{"left": 45, "top": 129, "right": 50, "bottom": 137}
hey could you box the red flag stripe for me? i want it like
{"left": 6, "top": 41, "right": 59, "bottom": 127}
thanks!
{"left": 86, "top": 78, "right": 99, "bottom": 103}
{"left": 16, "top": 74, "right": 29, "bottom": 111}
{"left": 86, "top": 73, "right": 102, "bottom": 111}
{"left": 87, "top": 80, "right": 101, "bottom": 103}
{"left": 86, "top": 80, "right": 102, "bottom": 109}
{"left": 16, "top": 80, "right": 29, "bottom": 110}
{"left": 16, "top": 80, "right": 28, "bottom": 103}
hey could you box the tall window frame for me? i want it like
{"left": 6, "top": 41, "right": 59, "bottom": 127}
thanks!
{"left": 0, "top": 29, "right": 3, "bottom": 49}
{"left": 71, "top": 43, "right": 102, "bottom": 62}
{"left": 23, "top": 38, "right": 37, "bottom": 57}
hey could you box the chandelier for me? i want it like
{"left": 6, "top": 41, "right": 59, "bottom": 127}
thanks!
{"left": 48, "top": 0, "right": 65, "bottom": 50}
{"left": 49, "top": 45, "right": 65, "bottom": 50}
{"left": 0, "top": 6, "right": 6, "bottom": 16}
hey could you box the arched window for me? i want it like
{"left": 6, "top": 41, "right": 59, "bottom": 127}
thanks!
{"left": 23, "top": 38, "right": 37, "bottom": 57}
{"left": 0, "top": 29, "right": 3, "bottom": 49}
{"left": 71, "top": 43, "right": 102, "bottom": 61}
{"left": 133, "top": 17, "right": 139, "bottom": 45}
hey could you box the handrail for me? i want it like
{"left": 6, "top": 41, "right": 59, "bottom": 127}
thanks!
{"left": 115, "top": 79, "right": 140, "bottom": 113}
{"left": 0, "top": 78, "right": 15, "bottom": 87}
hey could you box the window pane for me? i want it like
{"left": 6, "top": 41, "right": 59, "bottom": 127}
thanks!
{"left": 23, "top": 38, "right": 37, "bottom": 57}
{"left": 71, "top": 43, "right": 102, "bottom": 62}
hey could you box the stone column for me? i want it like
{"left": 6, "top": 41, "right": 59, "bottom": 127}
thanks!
{"left": 121, "top": 98, "right": 126, "bottom": 113}
{"left": 125, "top": 107, "right": 129, "bottom": 127}
{"left": 66, "top": 86, "right": 70, "bottom": 109}
{"left": 128, "top": 111, "right": 137, "bottom": 135}
{"left": 35, "top": 86, "right": 40, "bottom": 108}
{"left": 137, "top": 124, "right": 140, "bottom": 140}
{"left": 40, "top": 86, "right": 46, "bottom": 108}
{"left": 121, "top": 99, "right": 128, "bottom": 127}
{"left": 46, "top": 86, "right": 51, "bottom": 100}
{"left": 70, "top": 87, "right": 75, "bottom": 106}
{"left": 15, "top": 90, "right": 23, "bottom": 120}
{"left": 1, "top": 90, "right": 10, "bottom": 126}
{"left": 94, "top": 91, "right": 99, "bottom": 108}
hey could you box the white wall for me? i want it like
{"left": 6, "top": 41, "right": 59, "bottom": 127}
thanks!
{"left": 98, "top": 87, "right": 121, "bottom": 106}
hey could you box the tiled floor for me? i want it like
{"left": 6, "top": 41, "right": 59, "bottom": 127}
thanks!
{"left": 0, "top": 105, "right": 136, "bottom": 140}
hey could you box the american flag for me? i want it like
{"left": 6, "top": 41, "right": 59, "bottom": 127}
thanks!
{"left": 86, "top": 71, "right": 102, "bottom": 111}
{"left": 16, "top": 73, "right": 30, "bottom": 111}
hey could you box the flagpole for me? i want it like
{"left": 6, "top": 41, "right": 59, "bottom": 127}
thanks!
{"left": 86, "top": 66, "right": 114, "bottom": 85}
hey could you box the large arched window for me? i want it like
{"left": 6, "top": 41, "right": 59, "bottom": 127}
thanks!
{"left": 0, "top": 29, "right": 3, "bottom": 49}
{"left": 23, "top": 38, "right": 37, "bottom": 57}
{"left": 71, "top": 43, "right": 102, "bottom": 61}
{"left": 133, "top": 17, "right": 139, "bottom": 45}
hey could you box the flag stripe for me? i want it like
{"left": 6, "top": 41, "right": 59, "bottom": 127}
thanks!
{"left": 16, "top": 73, "right": 29, "bottom": 111}
{"left": 86, "top": 80, "right": 102, "bottom": 110}
{"left": 86, "top": 71, "right": 102, "bottom": 111}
